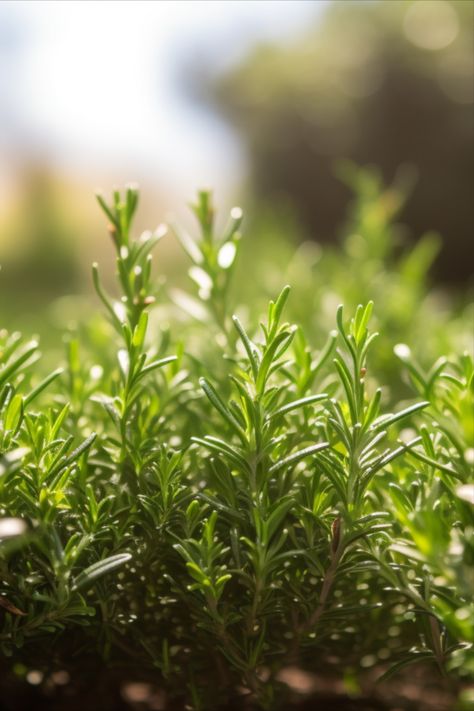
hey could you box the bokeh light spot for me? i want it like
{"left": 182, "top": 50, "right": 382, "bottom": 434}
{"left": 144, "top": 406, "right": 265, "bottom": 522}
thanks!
{"left": 403, "top": 1, "right": 459, "bottom": 51}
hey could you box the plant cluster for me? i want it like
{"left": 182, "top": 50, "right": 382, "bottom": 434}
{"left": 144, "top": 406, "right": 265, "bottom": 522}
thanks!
{"left": 0, "top": 182, "right": 472, "bottom": 710}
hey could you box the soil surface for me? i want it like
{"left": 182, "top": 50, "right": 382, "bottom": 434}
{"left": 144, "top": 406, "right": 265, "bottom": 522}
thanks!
{"left": 0, "top": 663, "right": 460, "bottom": 711}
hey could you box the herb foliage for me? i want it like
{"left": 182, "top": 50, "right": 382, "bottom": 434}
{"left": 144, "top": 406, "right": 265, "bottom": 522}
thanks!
{"left": 0, "top": 180, "right": 472, "bottom": 709}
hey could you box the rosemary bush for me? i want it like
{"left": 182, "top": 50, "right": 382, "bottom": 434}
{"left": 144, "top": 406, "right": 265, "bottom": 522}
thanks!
{"left": 0, "top": 182, "right": 472, "bottom": 710}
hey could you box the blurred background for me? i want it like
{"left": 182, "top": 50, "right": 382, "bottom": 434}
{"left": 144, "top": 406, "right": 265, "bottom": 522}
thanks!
{"left": 0, "top": 0, "right": 473, "bottom": 338}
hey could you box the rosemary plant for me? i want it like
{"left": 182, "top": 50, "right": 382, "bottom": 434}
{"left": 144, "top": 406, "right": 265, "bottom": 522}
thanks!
{"left": 0, "top": 182, "right": 472, "bottom": 710}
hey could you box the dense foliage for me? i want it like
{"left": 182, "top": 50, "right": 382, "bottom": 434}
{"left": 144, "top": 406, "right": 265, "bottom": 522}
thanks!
{"left": 0, "top": 176, "right": 472, "bottom": 710}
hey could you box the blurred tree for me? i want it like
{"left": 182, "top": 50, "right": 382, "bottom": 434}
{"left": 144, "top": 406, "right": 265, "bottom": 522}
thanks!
{"left": 211, "top": 0, "right": 473, "bottom": 283}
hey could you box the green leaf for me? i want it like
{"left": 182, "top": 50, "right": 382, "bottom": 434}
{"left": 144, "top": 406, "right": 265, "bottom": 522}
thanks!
{"left": 191, "top": 436, "right": 249, "bottom": 471}
{"left": 256, "top": 328, "right": 295, "bottom": 394}
{"left": 199, "top": 377, "right": 246, "bottom": 441}
{"left": 407, "top": 448, "right": 463, "bottom": 479}
{"left": 269, "top": 442, "right": 329, "bottom": 474}
{"left": 132, "top": 311, "right": 148, "bottom": 349}
{"left": 24, "top": 368, "right": 63, "bottom": 406}
{"left": 72, "top": 553, "right": 132, "bottom": 591}
{"left": 354, "top": 301, "right": 373, "bottom": 344}
{"left": 266, "top": 499, "right": 293, "bottom": 540}
{"left": 0, "top": 341, "right": 39, "bottom": 388}
{"left": 376, "top": 652, "right": 436, "bottom": 683}
{"left": 63, "top": 432, "right": 97, "bottom": 468}
{"left": 91, "top": 263, "right": 122, "bottom": 330}
{"left": 371, "top": 401, "right": 429, "bottom": 432}
{"left": 171, "top": 223, "right": 204, "bottom": 264}
{"left": 268, "top": 285, "right": 291, "bottom": 337}
{"left": 232, "top": 315, "right": 259, "bottom": 380}
{"left": 270, "top": 393, "right": 328, "bottom": 419}
{"left": 95, "top": 192, "right": 119, "bottom": 228}
{"left": 138, "top": 355, "right": 177, "bottom": 379}
{"left": 4, "top": 394, "right": 23, "bottom": 434}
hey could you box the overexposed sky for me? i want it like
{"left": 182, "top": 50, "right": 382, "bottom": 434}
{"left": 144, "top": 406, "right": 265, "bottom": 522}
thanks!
{"left": 0, "top": 1, "right": 326, "bottom": 197}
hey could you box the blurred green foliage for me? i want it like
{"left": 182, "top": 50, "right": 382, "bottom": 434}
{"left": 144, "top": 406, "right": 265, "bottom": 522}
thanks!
{"left": 231, "top": 164, "right": 472, "bottom": 394}
{"left": 212, "top": 0, "right": 474, "bottom": 283}
{"left": 0, "top": 170, "right": 80, "bottom": 299}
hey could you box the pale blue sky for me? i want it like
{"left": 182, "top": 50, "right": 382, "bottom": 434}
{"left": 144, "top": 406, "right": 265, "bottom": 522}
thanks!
{"left": 0, "top": 1, "right": 327, "bottom": 198}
